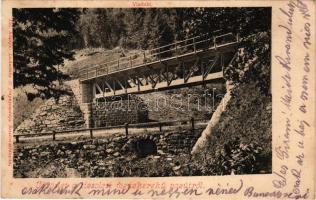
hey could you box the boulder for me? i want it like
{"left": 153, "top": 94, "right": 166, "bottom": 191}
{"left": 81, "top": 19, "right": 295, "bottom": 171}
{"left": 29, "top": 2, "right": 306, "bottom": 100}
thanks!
{"left": 83, "top": 145, "right": 96, "bottom": 150}
{"left": 113, "top": 152, "right": 120, "bottom": 157}
{"left": 106, "top": 149, "right": 114, "bottom": 154}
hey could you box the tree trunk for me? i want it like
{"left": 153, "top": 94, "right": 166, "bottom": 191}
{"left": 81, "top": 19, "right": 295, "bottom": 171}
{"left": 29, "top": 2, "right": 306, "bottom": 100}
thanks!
{"left": 191, "top": 81, "right": 234, "bottom": 155}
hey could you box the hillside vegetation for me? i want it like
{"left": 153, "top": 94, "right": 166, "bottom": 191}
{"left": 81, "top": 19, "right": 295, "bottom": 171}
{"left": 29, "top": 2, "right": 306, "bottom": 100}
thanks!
{"left": 192, "top": 32, "right": 272, "bottom": 174}
{"left": 13, "top": 88, "right": 45, "bottom": 129}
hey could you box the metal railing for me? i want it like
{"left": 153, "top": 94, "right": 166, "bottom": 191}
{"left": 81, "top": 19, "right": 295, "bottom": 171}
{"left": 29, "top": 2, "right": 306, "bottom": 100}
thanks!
{"left": 14, "top": 117, "right": 208, "bottom": 143}
{"left": 79, "top": 33, "right": 239, "bottom": 81}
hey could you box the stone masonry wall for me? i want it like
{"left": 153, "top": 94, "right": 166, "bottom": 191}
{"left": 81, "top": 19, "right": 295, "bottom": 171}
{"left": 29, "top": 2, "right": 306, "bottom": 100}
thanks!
{"left": 91, "top": 97, "right": 149, "bottom": 127}
{"left": 14, "top": 79, "right": 149, "bottom": 134}
{"left": 14, "top": 94, "right": 85, "bottom": 135}
{"left": 14, "top": 129, "right": 202, "bottom": 177}
{"left": 66, "top": 80, "right": 92, "bottom": 128}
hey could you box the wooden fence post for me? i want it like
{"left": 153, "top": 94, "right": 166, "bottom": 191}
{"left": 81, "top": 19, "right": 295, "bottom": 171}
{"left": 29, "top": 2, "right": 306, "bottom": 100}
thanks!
{"left": 191, "top": 117, "right": 195, "bottom": 133}
{"left": 15, "top": 135, "right": 19, "bottom": 143}
{"left": 52, "top": 132, "right": 56, "bottom": 141}
{"left": 90, "top": 129, "right": 93, "bottom": 139}
{"left": 125, "top": 123, "right": 129, "bottom": 138}
{"left": 159, "top": 123, "right": 162, "bottom": 132}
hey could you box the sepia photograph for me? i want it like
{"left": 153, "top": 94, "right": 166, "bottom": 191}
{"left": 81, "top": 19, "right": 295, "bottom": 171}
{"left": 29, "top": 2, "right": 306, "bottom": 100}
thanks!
{"left": 11, "top": 7, "right": 273, "bottom": 178}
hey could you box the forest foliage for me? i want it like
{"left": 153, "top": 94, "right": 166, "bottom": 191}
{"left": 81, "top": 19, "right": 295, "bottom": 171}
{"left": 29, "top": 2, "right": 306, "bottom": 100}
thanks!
{"left": 74, "top": 8, "right": 271, "bottom": 49}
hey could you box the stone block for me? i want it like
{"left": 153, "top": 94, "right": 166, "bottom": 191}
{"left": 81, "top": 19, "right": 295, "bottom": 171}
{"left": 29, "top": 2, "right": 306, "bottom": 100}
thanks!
{"left": 83, "top": 145, "right": 96, "bottom": 150}
{"left": 39, "top": 111, "right": 47, "bottom": 116}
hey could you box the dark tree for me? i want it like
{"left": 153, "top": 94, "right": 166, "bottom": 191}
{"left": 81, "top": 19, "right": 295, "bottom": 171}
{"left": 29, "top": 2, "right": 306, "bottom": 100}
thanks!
{"left": 13, "top": 8, "right": 80, "bottom": 100}
{"left": 184, "top": 8, "right": 271, "bottom": 38}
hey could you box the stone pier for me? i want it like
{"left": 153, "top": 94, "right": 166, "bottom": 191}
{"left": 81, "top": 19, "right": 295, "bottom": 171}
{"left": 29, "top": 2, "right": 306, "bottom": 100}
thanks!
{"left": 81, "top": 82, "right": 93, "bottom": 128}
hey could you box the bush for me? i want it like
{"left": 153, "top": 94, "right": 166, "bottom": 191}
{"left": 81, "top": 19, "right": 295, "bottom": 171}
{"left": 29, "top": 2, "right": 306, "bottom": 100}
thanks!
{"left": 224, "top": 32, "right": 271, "bottom": 95}
{"left": 209, "top": 138, "right": 264, "bottom": 175}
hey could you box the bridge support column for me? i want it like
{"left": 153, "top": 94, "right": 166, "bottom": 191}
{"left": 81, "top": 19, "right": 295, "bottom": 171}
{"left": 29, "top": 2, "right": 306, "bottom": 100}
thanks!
{"left": 81, "top": 82, "right": 93, "bottom": 128}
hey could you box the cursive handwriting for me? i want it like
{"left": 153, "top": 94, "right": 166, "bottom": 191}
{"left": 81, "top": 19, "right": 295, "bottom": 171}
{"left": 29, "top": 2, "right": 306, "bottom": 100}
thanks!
{"left": 244, "top": 186, "right": 309, "bottom": 199}
{"left": 205, "top": 180, "right": 243, "bottom": 195}
{"left": 274, "top": 0, "right": 313, "bottom": 199}
{"left": 88, "top": 184, "right": 130, "bottom": 196}
{"left": 273, "top": 165, "right": 288, "bottom": 188}
{"left": 148, "top": 187, "right": 202, "bottom": 198}
{"left": 21, "top": 182, "right": 83, "bottom": 196}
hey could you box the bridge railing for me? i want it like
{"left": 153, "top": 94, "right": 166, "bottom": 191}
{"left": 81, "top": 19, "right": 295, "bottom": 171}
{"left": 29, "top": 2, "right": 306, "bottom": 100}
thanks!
{"left": 13, "top": 117, "right": 208, "bottom": 143}
{"left": 79, "top": 32, "right": 239, "bottom": 81}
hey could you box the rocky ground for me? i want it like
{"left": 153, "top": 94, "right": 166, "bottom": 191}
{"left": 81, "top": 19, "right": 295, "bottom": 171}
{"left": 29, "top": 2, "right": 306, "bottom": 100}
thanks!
{"left": 14, "top": 129, "right": 202, "bottom": 178}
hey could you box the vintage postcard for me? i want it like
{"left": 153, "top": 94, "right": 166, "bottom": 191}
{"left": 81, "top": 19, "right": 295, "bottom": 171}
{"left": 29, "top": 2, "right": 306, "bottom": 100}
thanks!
{"left": 1, "top": 0, "right": 315, "bottom": 199}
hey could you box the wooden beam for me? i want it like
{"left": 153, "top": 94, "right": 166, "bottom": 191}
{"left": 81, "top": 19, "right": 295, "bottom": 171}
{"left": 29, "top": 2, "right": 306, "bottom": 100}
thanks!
{"left": 116, "top": 78, "right": 125, "bottom": 90}
{"left": 166, "top": 64, "right": 169, "bottom": 85}
{"left": 102, "top": 82, "right": 105, "bottom": 98}
{"left": 94, "top": 71, "right": 223, "bottom": 99}
{"left": 184, "top": 58, "right": 199, "bottom": 83}
{"left": 203, "top": 55, "right": 218, "bottom": 78}
{"left": 113, "top": 80, "right": 116, "bottom": 95}
{"left": 104, "top": 80, "right": 113, "bottom": 92}
{"left": 92, "top": 83, "right": 96, "bottom": 98}
{"left": 143, "top": 75, "right": 149, "bottom": 85}
{"left": 136, "top": 77, "right": 141, "bottom": 91}
{"left": 95, "top": 82, "right": 103, "bottom": 94}
{"left": 125, "top": 79, "right": 128, "bottom": 94}
{"left": 148, "top": 74, "right": 159, "bottom": 88}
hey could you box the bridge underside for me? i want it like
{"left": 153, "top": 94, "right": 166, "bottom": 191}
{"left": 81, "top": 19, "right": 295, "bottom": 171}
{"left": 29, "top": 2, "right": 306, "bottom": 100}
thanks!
{"left": 81, "top": 44, "right": 237, "bottom": 100}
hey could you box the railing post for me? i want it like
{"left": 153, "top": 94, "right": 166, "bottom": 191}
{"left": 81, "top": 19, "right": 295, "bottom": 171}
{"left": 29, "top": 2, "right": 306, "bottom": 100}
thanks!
{"left": 175, "top": 44, "right": 178, "bottom": 58}
{"left": 95, "top": 67, "right": 98, "bottom": 77}
{"left": 191, "top": 117, "right": 195, "bottom": 133}
{"left": 52, "top": 132, "right": 56, "bottom": 141}
{"left": 90, "top": 129, "right": 93, "bottom": 139}
{"left": 213, "top": 37, "right": 216, "bottom": 49}
{"left": 130, "top": 56, "right": 132, "bottom": 68}
{"left": 193, "top": 37, "right": 196, "bottom": 53}
{"left": 125, "top": 123, "right": 129, "bottom": 138}
{"left": 86, "top": 69, "right": 88, "bottom": 79}
{"left": 143, "top": 51, "right": 146, "bottom": 63}
{"left": 117, "top": 58, "right": 120, "bottom": 70}
{"left": 15, "top": 135, "right": 19, "bottom": 143}
{"left": 159, "top": 123, "right": 162, "bottom": 132}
